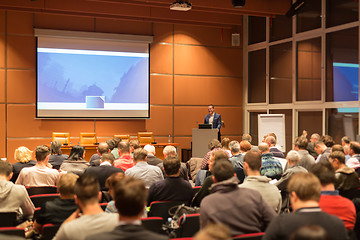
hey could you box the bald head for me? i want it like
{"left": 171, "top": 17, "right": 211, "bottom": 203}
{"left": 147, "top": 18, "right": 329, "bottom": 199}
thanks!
{"left": 97, "top": 142, "right": 110, "bottom": 156}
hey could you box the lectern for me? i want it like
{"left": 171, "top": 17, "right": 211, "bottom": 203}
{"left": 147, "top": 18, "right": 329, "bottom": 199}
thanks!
{"left": 192, "top": 128, "right": 218, "bottom": 158}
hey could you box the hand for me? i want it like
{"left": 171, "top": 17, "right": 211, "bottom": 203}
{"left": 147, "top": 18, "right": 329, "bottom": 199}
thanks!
{"left": 63, "top": 209, "right": 81, "bottom": 224}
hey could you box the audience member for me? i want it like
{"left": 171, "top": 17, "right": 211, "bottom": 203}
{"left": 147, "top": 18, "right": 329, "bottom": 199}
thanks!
{"left": 258, "top": 143, "right": 283, "bottom": 179}
{"left": 341, "top": 136, "right": 351, "bottom": 161}
{"left": 315, "top": 140, "right": 331, "bottom": 163}
{"left": 267, "top": 133, "right": 282, "bottom": 150}
{"left": 104, "top": 172, "right": 125, "bottom": 213}
{"left": 228, "top": 141, "right": 243, "bottom": 169}
{"left": 329, "top": 151, "right": 360, "bottom": 192}
{"left": 48, "top": 141, "right": 68, "bottom": 170}
{"left": 54, "top": 174, "right": 118, "bottom": 240}
{"left": 221, "top": 138, "right": 232, "bottom": 157}
{"left": 144, "top": 144, "right": 163, "bottom": 166}
{"left": 346, "top": 141, "right": 360, "bottom": 169}
{"left": 194, "top": 223, "right": 232, "bottom": 240}
{"left": 242, "top": 133, "right": 258, "bottom": 151}
{"left": 84, "top": 153, "right": 124, "bottom": 191}
{"left": 321, "top": 135, "right": 335, "bottom": 148}
{"left": 16, "top": 145, "right": 59, "bottom": 186}
{"left": 110, "top": 137, "right": 121, "bottom": 159}
{"left": 308, "top": 133, "right": 321, "bottom": 158}
{"left": 148, "top": 156, "right": 193, "bottom": 205}
{"left": 129, "top": 139, "right": 141, "bottom": 155}
{"left": 331, "top": 144, "right": 344, "bottom": 153}
{"left": 113, "top": 141, "right": 134, "bottom": 171}
{"left": 263, "top": 172, "right": 348, "bottom": 240}
{"left": 11, "top": 146, "right": 36, "bottom": 183}
{"left": 310, "top": 162, "right": 356, "bottom": 230}
{"left": 265, "top": 135, "right": 285, "bottom": 158}
{"left": 239, "top": 150, "right": 282, "bottom": 213}
{"left": 125, "top": 148, "right": 163, "bottom": 188}
{"left": 60, "top": 145, "right": 90, "bottom": 176}
{"left": 293, "top": 136, "right": 315, "bottom": 171}
{"left": 86, "top": 176, "right": 168, "bottom": 240}
{"left": 33, "top": 173, "right": 79, "bottom": 232}
{"left": 0, "top": 160, "right": 34, "bottom": 222}
{"left": 201, "top": 139, "right": 229, "bottom": 170}
{"left": 157, "top": 145, "right": 189, "bottom": 181}
{"left": 89, "top": 142, "right": 110, "bottom": 167}
{"left": 200, "top": 160, "right": 276, "bottom": 235}
{"left": 239, "top": 140, "right": 252, "bottom": 154}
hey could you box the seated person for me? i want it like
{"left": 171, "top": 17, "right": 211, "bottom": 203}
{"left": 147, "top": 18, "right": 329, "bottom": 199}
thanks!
{"left": 201, "top": 139, "right": 229, "bottom": 170}
{"left": 49, "top": 141, "right": 69, "bottom": 170}
{"left": 16, "top": 145, "right": 60, "bottom": 187}
{"left": 34, "top": 173, "right": 79, "bottom": 233}
{"left": 104, "top": 172, "right": 125, "bottom": 213}
{"left": 258, "top": 143, "right": 283, "bottom": 179}
{"left": 0, "top": 160, "right": 34, "bottom": 222}
{"left": 144, "top": 144, "right": 163, "bottom": 166}
{"left": 157, "top": 146, "right": 189, "bottom": 181}
{"left": 11, "top": 146, "right": 36, "bottom": 183}
{"left": 86, "top": 176, "right": 168, "bottom": 240}
{"left": 60, "top": 145, "right": 90, "bottom": 176}
{"left": 89, "top": 142, "right": 110, "bottom": 167}
{"left": 114, "top": 142, "right": 134, "bottom": 172}
{"left": 148, "top": 156, "right": 193, "bottom": 205}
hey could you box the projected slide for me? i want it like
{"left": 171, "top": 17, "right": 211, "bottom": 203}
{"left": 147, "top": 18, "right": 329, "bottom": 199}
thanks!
{"left": 37, "top": 47, "right": 149, "bottom": 118}
{"left": 333, "top": 62, "right": 359, "bottom": 102}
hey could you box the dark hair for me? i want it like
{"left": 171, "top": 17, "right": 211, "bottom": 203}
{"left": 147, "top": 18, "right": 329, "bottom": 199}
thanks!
{"left": 350, "top": 141, "right": 360, "bottom": 154}
{"left": 320, "top": 135, "right": 334, "bottom": 148}
{"left": 294, "top": 136, "right": 308, "bottom": 149}
{"left": 105, "top": 172, "right": 125, "bottom": 190}
{"left": 244, "top": 150, "right": 262, "bottom": 171}
{"left": 329, "top": 151, "right": 345, "bottom": 164}
{"left": 74, "top": 174, "right": 100, "bottom": 204}
{"left": 133, "top": 148, "right": 147, "bottom": 161}
{"left": 51, "top": 141, "right": 62, "bottom": 155}
{"left": 221, "top": 138, "right": 230, "bottom": 149}
{"left": 163, "top": 156, "right": 181, "bottom": 175}
{"left": 212, "top": 150, "right": 229, "bottom": 161}
{"left": 0, "top": 161, "right": 13, "bottom": 177}
{"left": 331, "top": 144, "right": 344, "bottom": 153}
{"left": 208, "top": 139, "right": 221, "bottom": 150}
{"left": 118, "top": 141, "right": 130, "bottom": 153}
{"left": 113, "top": 137, "right": 122, "bottom": 147}
{"left": 106, "top": 139, "right": 116, "bottom": 151}
{"left": 213, "top": 160, "right": 235, "bottom": 182}
{"left": 208, "top": 104, "right": 214, "bottom": 109}
{"left": 68, "top": 145, "right": 85, "bottom": 160}
{"left": 36, "top": 145, "right": 51, "bottom": 162}
{"left": 129, "top": 139, "right": 141, "bottom": 150}
{"left": 98, "top": 142, "right": 110, "bottom": 155}
{"left": 101, "top": 153, "right": 115, "bottom": 164}
{"left": 114, "top": 176, "right": 147, "bottom": 217}
{"left": 310, "top": 162, "right": 336, "bottom": 185}
{"left": 341, "top": 136, "right": 351, "bottom": 145}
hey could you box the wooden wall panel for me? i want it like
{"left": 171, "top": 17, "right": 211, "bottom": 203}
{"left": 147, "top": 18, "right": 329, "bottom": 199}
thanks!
{"left": 146, "top": 106, "right": 173, "bottom": 136}
{"left": 7, "top": 105, "right": 94, "bottom": 138}
{"left": 153, "top": 23, "right": 173, "bottom": 44}
{"left": 34, "top": 13, "right": 95, "bottom": 32}
{"left": 150, "top": 43, "right": 173, "bottom": 74}
{"left": 174, "top": 76, "right": 242, "bottom": 106}
{"left": 95, "top": 120, "right": 146, "bottom": 137}
{"left": 174, "top": 107, "right": 205, "bottom": 136}
{"left": 0, "top": 70, "right": 4, "bottom": 103}
{"left": 218, "top": 107, "right": 243, "bottom": 136}
{"left": 7, "top": 35, "right": 35, "bottom": 69}
{"left": 174, "top": 137, "right": 191, "bottom": 149}
{"left": 7, "top": 139, "right": 51, "bottom": 164}
{"left": 7, "top": 70, "right": 35, "bottom": 103}
{"left": 95, "top": 18, "right": 152, "bottom": 35}
{"left": 150, "top": 75, "right": 172, "bottom": 105}
{"left": 174, "top": 25, "right": 233, "bottom": 47}
{"left": 0, "top": 10, "right": 5, "bottom": 34}
{"left": 0, "top": 104, "right": 5, "bottom": 159}
{"left": 7, "top": 11, "right": 33, "bottom": 35}
{"left": 0, "top": 35, "right": 5, "bottom": 68}
{"left": 174, "top": 45, "right": 242, "bottom": 76}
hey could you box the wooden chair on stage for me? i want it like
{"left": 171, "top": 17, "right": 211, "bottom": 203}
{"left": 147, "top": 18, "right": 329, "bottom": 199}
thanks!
{"left": 137, "top": 132, "right": 154, "bottom": 144}
{"left": 52, "top": 132, "right": 70, "bottom": 145}
{"left": 79, "top": 133, "right": 97, "bottom": 145}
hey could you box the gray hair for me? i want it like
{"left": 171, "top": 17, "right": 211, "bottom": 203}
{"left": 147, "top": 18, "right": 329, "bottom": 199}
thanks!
{"left": 286, "top": 150, "right": 300, "bottom": 164}
{"left": 143, "top": 144, "right": 155, "bottom": 155}
{"left": 163, "top": 145, "right": 177, "bottom": 157}
{"left": 229, "top": 141, "right": 240, "bottom": 153}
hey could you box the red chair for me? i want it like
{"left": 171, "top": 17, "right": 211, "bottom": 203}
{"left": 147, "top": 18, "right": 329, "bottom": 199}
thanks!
{"left": 176, "top": 213, "right": 200, "bottom": 238}
{"left": 141, "top": 217, "right": 164, "bottom": 234}
{"left": 26, "top": 186, "right": 57, "bottom": 196}
{"left": 232, "top": 232, "right": 265, "bottom": 240}
{"left": 148, "top": 201, "right": 186, "bottom": 221}
{"left": 192, "top": 186, "right": 201, "bottom": 196}
{"left": 0, "top": 227, "right": 25, "bottom": 238}
{"left": 42, "top": 224, "right": 60, "bottom": 240}
{"left": 30, "top": 193, "right": 60, "bottom": 208}
{"left": 99, "top": 202, "right": 108, "bottom": 211}
{"left": 0, "top": 212, "right": 18, "bottom": 227}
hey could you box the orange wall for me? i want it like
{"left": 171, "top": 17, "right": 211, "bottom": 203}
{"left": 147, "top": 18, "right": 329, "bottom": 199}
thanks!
{"left": 0, "top": 10, "right": 243, "bottom": 163}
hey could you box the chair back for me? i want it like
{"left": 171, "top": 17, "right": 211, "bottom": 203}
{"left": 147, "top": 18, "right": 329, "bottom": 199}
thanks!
{"left": 192, "top": 186, "right": 201, "bottom": 196}
{"left": 79, "top": 133, "right": 97, "bottom": 145}
{"left": 42, "top": 224, "right": 60, "bottom": 240}
{"left": 30, "top": 193, "right": 60, "bottom": 208}
{"left": 0, "top": 213, "right": 17, "bottom": 227}
{"left": 141, "top": 217, "right": 164, "bottom": 234}
{"left": 114, "top": 135, "right": 130, "bottom": 142}
{"left": 52, "top": 132, "right": 70, "bottom": 145}
{"left": 137, "top": 132, "right": 154, "bottom": 144}
{"left": 148, "top": 201, "right": 185, "bottom": 221}
{"left": 26, "top": 186, "right": 57, "bottom": 196}
{"left": 0, "top": 227, "right": 25, "bottom": 237}
{"left": 177, "top": 213, "right": 200, "bottom": 238}
{"left": 232, "top": 232, "right": 265, "bottom": 240}
{"left": 99, "top": 203, "right": 108, "bottom": 211}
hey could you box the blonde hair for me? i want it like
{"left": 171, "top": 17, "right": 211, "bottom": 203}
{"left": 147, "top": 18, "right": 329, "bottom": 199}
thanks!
{"left": 14, "top": 146, "right": 33, "bottom": 163}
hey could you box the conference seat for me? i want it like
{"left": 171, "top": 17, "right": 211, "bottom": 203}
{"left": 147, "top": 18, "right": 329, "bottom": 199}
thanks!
{"left": 42, "top": 224, "right": 60, "bottom": 240}
{"left": 30, "top": 193, "right": 60, "bottom": 208}
{"left": 141, "top": 217, "right": 164, "bottom": 234}
{"left": 0, "top": 212, "right": 17, "bottom": 227}
{"left": 0, "top": 227, "right": 25, "bottom": 238}
{"left": 79, "top": 133, "right": 97, "bottom": 145}
{"left": 232, "top": 232, "right": 265, "bottom": 240}
{"left": 192, "top": 186, "right": 201, "bottom": 196}
{"left": 52, "top": 132, "right": 70, "bottom": 145}
{"left": 26, "top": 186, "right": 57, "bottom": 196}
{"left": 176, "top": 213, "right": 200, "bottom": 238}
{"left": 114, "top": 134, "right": 130, "bottom": 142}
{"left": 99, "top": 203, "right": 108, "bottom": 211}
{"left": 148, "top": 201, "right": 186, "bottom": 221}
{"left": 137, "top": 132, "right": 154, "bottom": 144}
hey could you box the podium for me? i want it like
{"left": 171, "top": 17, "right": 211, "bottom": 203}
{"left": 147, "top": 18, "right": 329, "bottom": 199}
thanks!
{"left": 192, "top": 128, "right": 218, "bottom": 158}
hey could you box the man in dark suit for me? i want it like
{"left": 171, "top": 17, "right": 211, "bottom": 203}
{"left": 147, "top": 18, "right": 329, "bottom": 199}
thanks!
{"left": 86, "top": 176, "right": 168, "bottom": 240}
{"left": 204, "top": 104, "right": 222, "bottom": 141}
{"left": 84, "top": 153, "right": 124, "bottom": 191}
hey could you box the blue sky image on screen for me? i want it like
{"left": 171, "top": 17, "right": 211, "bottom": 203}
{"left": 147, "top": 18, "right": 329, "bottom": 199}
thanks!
{"left": 333, "top": 62, "right": 359, "bottom": 102}
{"left": 37, "top": 48, "right": 149, "bottom": 106}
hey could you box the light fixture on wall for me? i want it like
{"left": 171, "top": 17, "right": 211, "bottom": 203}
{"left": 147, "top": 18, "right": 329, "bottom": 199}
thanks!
{"left": 170, "top": 0, "right": 192, "bottom": 11}
{"left": 232, "top": 0, "right": 245, "bottom": 8}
